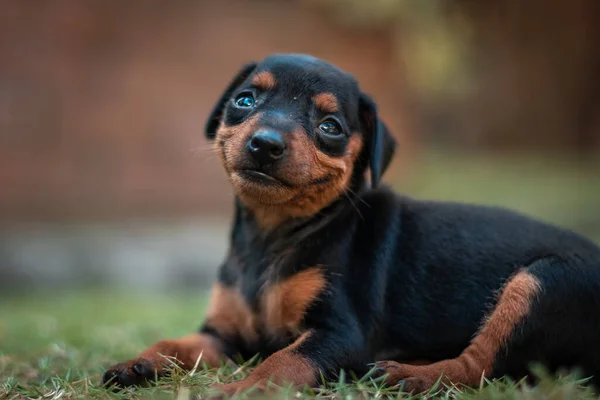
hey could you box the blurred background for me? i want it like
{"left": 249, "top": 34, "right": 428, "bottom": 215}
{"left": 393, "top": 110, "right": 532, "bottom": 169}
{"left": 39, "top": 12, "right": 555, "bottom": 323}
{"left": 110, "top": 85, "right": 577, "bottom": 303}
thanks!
{"left": 1, "top": 0, "right": 599, "bottom": 293}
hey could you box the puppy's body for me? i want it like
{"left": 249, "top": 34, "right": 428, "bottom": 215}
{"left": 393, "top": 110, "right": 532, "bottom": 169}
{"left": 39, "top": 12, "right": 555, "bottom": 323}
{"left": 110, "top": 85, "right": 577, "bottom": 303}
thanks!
{"left": 212, "top": 188, "right": 600, "bottom": 376}
{"left": 103, "top": 54, "right": 600, "bottom": 394}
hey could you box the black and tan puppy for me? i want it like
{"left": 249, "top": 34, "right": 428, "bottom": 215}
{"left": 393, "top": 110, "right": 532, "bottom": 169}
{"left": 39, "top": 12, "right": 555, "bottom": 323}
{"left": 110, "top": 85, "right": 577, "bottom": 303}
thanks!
{"left": 103, "top": 54, "right": 600, "bottom": 395}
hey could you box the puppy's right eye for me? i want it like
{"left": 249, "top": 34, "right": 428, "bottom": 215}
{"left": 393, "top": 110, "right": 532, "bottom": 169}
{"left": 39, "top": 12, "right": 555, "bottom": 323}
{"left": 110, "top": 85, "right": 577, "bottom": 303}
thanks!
{"left": 319, "top": 120, "right": 342, "bottom": 136}
{"left": 234, "top": 93, "right": 255, "bottom": 109}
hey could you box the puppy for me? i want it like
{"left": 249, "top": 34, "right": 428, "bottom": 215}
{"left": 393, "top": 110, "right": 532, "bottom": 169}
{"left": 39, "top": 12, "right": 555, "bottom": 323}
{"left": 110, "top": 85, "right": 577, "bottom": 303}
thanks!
{"left": 103, "top": 54, "right": 600, "bottom": 396}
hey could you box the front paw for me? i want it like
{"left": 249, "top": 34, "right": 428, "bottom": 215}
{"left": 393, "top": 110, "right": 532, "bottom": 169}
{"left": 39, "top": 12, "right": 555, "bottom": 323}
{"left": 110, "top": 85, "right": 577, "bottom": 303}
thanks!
{"left": 102, "top": 358, "right": 161, "bottom": 388}
{"left": 371, "top": 361, "right": 436, "bottom": 393}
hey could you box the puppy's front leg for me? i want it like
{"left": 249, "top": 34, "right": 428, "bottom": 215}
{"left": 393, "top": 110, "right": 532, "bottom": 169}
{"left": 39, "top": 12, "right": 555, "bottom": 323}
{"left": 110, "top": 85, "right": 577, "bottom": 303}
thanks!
{"left": 103, "top": 333, "right": 229, "bottom": 387}
{"left": 213, "top": 328, "right": 361, "bottom": 396}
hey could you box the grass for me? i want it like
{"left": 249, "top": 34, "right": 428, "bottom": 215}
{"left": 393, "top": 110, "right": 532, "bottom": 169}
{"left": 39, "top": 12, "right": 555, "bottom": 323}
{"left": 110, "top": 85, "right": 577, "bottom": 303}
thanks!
{"left": 1, "top": 291, "right": 598, "bottom": 400}
{"left": 1, "top": 151, "right": 600, "bottom": 399}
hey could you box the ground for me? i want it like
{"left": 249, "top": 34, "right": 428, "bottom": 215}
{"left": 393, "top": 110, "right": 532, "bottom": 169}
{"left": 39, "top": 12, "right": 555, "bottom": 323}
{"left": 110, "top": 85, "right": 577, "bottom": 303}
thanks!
{"left": 1, "top": 152, "right": 600, "bottom": 399}
{"left": 0, "top": 291, "right": 598, "bottom": 400}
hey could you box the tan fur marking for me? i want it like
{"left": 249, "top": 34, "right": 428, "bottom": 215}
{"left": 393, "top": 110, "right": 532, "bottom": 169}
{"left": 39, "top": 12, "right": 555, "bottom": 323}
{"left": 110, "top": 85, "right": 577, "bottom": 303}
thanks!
{"left": 377, "top": 271, "right": 541, "bottom": 389}
{"left": 462, "top": 271, "right": 542, "bottom": 376}
{"left": 262, "top": 267, "right": 327, "bottom": 335}
{"left": 138, "top": 333, "right": 224, "bottom": 371}
{"left": 251, "top": 71, "right": 277, "bottom": 90}
{"left": 213, "top": 331, "right": 316, "bottom": 395}
{"left": 215, "top": 113, "right": 262, "bottom": 174}
{"left": 313, "top": 93, "right": 339, "bottom": 113}
{"left": 205, "top": 283, "right": 259, "bottom": 342}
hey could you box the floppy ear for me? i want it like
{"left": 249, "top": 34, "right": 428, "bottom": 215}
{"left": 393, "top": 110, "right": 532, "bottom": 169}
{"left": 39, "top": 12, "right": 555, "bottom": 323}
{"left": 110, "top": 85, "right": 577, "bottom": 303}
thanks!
{"left": 204, "top": 62, "right": 258, "bottom": 139}
{"left": 359, "top": 93, "right": 396, "bottom": 187}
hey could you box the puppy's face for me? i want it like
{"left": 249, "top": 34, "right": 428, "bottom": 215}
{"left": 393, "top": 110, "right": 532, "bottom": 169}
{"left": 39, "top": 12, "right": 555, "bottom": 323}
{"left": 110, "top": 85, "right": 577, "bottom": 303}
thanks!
{"left": 206, "top": 54, "right": 395, "bottom": 225}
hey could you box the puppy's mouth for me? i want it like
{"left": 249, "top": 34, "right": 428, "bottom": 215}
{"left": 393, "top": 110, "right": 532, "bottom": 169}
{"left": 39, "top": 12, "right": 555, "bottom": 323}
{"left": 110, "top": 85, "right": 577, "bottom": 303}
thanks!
{"left": 236, "top": 169, "right": 291, "bottom": 188}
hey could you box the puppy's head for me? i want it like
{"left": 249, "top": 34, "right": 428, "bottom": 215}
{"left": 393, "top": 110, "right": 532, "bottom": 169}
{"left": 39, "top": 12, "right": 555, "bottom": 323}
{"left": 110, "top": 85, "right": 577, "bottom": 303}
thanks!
{"left": 205, "top": 54, "right": 395, "bottom": 226}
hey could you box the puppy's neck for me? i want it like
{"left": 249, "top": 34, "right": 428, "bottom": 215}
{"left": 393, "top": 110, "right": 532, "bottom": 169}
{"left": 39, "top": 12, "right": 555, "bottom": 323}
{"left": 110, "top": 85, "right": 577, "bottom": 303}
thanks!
{"left": 248, "top": 206, "right": 295, "bottom": 232}
{"left": 234, "top": 195, "right": 351, "bottom": 242}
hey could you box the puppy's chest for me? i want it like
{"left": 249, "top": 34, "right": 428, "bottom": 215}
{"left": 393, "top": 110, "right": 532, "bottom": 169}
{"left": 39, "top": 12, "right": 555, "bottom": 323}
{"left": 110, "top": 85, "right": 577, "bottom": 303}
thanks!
{"left": 211, "top": 258, "right": 326, "bottom": 342}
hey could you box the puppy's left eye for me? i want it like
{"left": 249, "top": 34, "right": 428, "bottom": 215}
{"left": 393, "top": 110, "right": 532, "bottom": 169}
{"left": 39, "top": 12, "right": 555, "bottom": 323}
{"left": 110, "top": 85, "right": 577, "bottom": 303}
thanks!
{"left": 234, "top": 93, "right": 255, "bottom": 108}
{"left": 318, "top": 120, "right": 342, "bottom": 136}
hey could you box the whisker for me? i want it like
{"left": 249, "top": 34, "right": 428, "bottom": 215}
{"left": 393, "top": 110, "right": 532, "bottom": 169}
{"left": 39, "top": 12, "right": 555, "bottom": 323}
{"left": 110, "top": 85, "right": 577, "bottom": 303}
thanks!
{"left": 189, "top": 146, "right": 219, "bottom": 157}
{"left": 344, "top": 190, "right": 364, "bottom": 221}
{"left": 198, "top": 155, "right": 217, "bottom": 164}
{"left": 347, "top": 188, "right": 370, "bottom": 208}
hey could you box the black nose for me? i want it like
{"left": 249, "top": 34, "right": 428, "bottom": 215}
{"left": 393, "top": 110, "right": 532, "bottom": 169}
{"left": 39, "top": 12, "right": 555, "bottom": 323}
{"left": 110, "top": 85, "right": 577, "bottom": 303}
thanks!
{"left": 248, "top": 130, "right": 286, "bottom": 165}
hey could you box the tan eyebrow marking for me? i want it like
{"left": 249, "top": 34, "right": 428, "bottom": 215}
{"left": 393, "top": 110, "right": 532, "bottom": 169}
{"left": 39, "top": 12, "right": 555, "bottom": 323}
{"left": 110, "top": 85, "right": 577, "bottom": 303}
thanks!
{"left": 251, "top": 71, "right": 277, "bottom": 90}
{"left": 313, "top": 93, "right": 339, "bottom": 113}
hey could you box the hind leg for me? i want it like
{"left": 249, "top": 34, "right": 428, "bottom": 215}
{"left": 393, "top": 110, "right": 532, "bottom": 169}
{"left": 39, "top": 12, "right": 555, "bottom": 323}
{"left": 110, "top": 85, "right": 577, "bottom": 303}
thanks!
{"left": 374, "top": 269, "right": 542, "bottom": 392}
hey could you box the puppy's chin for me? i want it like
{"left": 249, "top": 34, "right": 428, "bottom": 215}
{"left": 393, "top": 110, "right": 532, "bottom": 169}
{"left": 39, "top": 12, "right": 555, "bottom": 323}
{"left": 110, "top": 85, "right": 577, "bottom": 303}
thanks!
{"left": 230, "top": 172, "right": 296, "bottom": 206}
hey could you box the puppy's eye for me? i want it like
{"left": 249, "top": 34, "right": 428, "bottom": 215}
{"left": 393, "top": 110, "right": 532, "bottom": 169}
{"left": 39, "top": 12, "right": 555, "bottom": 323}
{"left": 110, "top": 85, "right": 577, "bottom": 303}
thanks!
{"left": 318, "top": 120, "right": 342, "bottom": 136}
{"left": 234, "top": 93, "right": 255, "bottom": 108}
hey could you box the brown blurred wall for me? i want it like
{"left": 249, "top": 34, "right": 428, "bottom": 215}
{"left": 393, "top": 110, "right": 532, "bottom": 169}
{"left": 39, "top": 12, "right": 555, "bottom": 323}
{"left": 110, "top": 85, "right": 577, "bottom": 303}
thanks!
{"left": 2, "top": 0, "right": 598, "bottom": 226}
{"left": 0, "top": 0, "right": 412, "bottom": 224}
{"left": 313, "top": 0, "right": 600, "bottom": 153}
{"left": 445, "top": 0, "right": 600, "bottom": 151}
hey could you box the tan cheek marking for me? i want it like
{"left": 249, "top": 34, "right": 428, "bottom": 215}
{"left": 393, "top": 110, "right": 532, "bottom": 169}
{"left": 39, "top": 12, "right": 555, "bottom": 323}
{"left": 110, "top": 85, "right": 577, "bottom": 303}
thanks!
{"left": 288, "top": 133, "right": 363, "bottom": 209}
{"left": 285, "top": 132, "right": 363, "bottom": 185}
{"left": 313, "top": 93, "right": 339, "bottom": 113}
{"left": 215, "top": 113, "right": 262, "bottom": 171}
{"left": 261, "top": 267, "right": 327, "bottom": 336}
{"left": 205, "top": 283, "right": 259, "bottom": 342}
{"left": 315, "top": 133, "right": 363, "bottom": 180}
{"left": 251, "top": 71, "right": 277, "bottom": 90}
{"left": 346, "top": 133, "right": 364, "bottom": 160}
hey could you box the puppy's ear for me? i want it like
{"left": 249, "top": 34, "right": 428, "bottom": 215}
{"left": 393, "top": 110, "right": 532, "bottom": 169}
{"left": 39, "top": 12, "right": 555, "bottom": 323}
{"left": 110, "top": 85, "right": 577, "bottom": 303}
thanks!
{"left": 204, "top": 62, "right": 258, "bottom": 139}
{"left": 359, "top": 93, "right": 396, "bottom": 187}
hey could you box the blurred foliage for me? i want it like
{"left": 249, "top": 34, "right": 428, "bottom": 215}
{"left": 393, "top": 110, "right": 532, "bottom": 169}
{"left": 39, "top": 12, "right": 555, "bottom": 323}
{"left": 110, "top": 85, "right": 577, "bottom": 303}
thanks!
{"left": 311, "top": 0, "right": 600, "bottom": 152}
{"left": 396, "top": 151, "right": 600, "bottom": 243}
{"left": 310, "top": 0, "right": 473, "bottom": 100}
